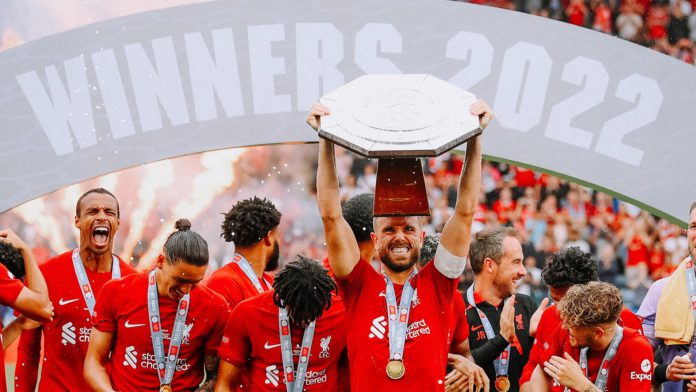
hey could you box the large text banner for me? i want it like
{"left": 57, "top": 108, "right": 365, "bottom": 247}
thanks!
{"left": 0, "top": 0, "right": 693, "bottom": 223}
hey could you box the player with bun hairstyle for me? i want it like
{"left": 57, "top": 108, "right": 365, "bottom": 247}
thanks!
{"left": 85, "top": 219, "right": 230, "bottom": 392}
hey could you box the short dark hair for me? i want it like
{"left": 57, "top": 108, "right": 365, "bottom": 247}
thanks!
{"left": 0, "top": 241, "right": 25, "bottom": 280}
{"left": 468, "top": 227, "right": 518, "bottom": 274}
{"left": 273, "top": 255, "right": 337, "bottom": 326}
{"left": 221, "top": 197, "right": 281, "bottom": 246}
{"left": 342, "top": 193, "right": 374, "bottom": 243}
{"left": 690, "top": 202, "right": 696, "bottom": 214}
{"left": 542, "top": 247, "right": 598, "bottom": 288}
{"left": 164, "top": 219, "right": 209, "bottom": 266}
{"left": 76, "top": 188, "right": 120, "bottom": 218}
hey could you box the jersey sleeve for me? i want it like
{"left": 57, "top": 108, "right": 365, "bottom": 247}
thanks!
{"left": 204, "top": 293, "right": 231, "bottom": 355}
{"left": 0, "top": 263, "right": 25, "bottom": 306}
{"left": 335, "top": 259, "right": 370, "bottom": 309}
{"left": 92, "top": 279, "right": 120, "bottom": 332}
{"left": 521, "top": 308, "right": 558, "bottom": 385}
{"left": 450, "top": 292, "right": 469, "bottom": 350}
{"left": 14, "top": 327, "right": 43, "bottom": 392}
{"left": 218, "top": 300, "right": 252, "bottom": 367}
{"left": 618, "top": 337, "right": 654, "bottom": 391}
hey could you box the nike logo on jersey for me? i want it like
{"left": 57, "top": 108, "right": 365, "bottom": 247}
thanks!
{"left": 124, "top": 320, "right": 146, "bottom": 328}
{"left": 264, "top": 341, "right": 281, "bottom": 349}
{"left": 471, "top": 325, "right": 484, "bottom": 331}
{"left": 59, "top": 298, "right": 80, "bottom": 306}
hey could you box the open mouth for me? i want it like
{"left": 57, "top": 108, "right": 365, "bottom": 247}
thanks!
{"left": 92, "top": 226, "right": 110, "bottom": 247}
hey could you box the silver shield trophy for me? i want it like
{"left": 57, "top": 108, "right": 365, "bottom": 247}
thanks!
{"left": 318, "top": 74, "right": 481, "bottom": 216}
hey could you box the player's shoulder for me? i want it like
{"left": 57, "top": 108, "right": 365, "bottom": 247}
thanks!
{"left": 114, "top": 255, "right": 137, "bottom": 275}
{"left": 102, "top": 270, "right": 146, "bottom": 292}
{"left": 232, "top": 290, "right": 274, "bottom": 316}
{"left": 193, "top": 283, "right": 232, "bottom": 310}
{"left": 622, "top": 327, "right": 651, "bottom": 346}
{"left": 40, "top": 251, "right": 73, "bottom": 273}
{"left": 206, "top": 262, "right": 244, "bottom": 285}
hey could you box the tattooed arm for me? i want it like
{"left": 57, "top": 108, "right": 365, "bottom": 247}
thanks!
{"left": 196, "top": 354, "right": 220, "bottom": 392}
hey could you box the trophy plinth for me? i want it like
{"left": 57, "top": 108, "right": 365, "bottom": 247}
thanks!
{"left": 318, "top": 74, "right": 481, "bottom": 217}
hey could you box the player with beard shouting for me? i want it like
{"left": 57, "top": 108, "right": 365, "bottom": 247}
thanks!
{"left": 308, "top": 99, "right": 492, "bottom": 391}
{"left": 205, "top": 197, "right": 282, "bottom": 309}
{"left": 15, "top": 188, "right": 135, "bottom": 392}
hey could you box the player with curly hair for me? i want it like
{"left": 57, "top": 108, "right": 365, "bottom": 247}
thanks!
{"left": 527, "top": 282, "right": 653, "bottom": 392}
{"left": 205, "top": 196, "right": 282, "bottom": 310}
{"left": 215, "top": 255, "right": 347, "bottom": 391}
{"left": 520, "top": 247, "right": 642, "bottom": 391}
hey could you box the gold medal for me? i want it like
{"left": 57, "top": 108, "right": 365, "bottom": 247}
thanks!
{"left": 159, "top": 385, "right": 172, "bottom": 392}
{"left": 386, "top": 360, "right": 405, "bottom": 380}
{"left": 494, "top": 376, "right": 510, "bottom": 392}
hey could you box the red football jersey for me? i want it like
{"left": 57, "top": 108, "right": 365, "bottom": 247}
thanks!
{"left": 520, "top": 304, "right": 645, "bottom": 386}
{"left": 0, "top": 263, "right": 26, "bottom": 392}
{"left": 92, "top": 271, "right": 229, "bottom": 391}
{"left": 219, "top": 291, "right": 347, "bottom": 391}
{"left": 539, "top": 326, "right": 653, "bottom": 391}
{"left": 15, "top": 251, "right": 135, "bottom": 392}
{"left": 204, "top": 259, "right": 274, "bottom": 310}
{"left": 337, "top": 259, "right": 456, "bottom": 391}
{"left": 449, "top": 291, "right": 469, "bottom": 353}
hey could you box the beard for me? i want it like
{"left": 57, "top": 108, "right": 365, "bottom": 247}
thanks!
{"left": 380, "top": 247, "right": 420, "bottom": 273}
{"left": 265, "top": 241, "right": 280, "bottom": 272}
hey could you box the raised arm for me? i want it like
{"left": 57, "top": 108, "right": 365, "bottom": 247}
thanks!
{"left": 0, "top": 229, "right": 52, "bottom": 323}
{"left": 439, "top": 100, "right": 491, "bottom": 258}
{"left": 84, "top": 329, "right": 116, "bottom": 392}
{"left": 308, "top": 103, "right": 361, "bottom": 277}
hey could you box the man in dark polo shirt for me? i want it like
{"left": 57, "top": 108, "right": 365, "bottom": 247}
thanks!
{"left": 464, "top": 227, "right": 537, "bottom": 392}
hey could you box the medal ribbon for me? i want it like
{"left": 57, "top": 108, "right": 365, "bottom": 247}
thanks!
{"left": 234, "top": 254, "right": 271, "bottom": 293}
{"left": 147, "top": 269, "right": 190, "bottom": 388}
{"left": 466, "top": 285, "right": 511, "bottom": 377}
{"left": 384, "top": 270, "right": 417, "bottom": 362}
{"left": 71, "top": 249, "right": 121, "bottom": 316}
{"left": 278, "top": 307, "right": 316, "bottom": 392}
{"left": 579, "top": 325, "right": 623, "bottom": 390}
{"left": 684, "top": 257, "right": 696, "bottom": 319}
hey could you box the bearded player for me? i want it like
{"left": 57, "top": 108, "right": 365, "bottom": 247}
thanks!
{"left": 85, "top": 219, "right": 229, "bottom": 391}
{"left": 205, "top": 197, "right": 282, "bottom": 309}
{"left": 215, "top": 255, "right": 346, "bottom": 391}
{"left": 15, "top": 188, "right": 135, "bottom": 392}
{"left": 308, "top": 100, "right": 491, "bottom": 390}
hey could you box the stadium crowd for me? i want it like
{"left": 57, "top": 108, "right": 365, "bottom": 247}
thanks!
{"left": 457, "top": 0, "right": 696, "bottom": 64}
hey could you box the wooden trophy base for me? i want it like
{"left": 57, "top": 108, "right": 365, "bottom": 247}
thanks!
{"left": 374, "top": 158, "right": 430, "bottom": 217}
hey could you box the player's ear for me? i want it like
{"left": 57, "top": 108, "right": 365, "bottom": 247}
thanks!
{"left": 263, "top": 230, "right": 274, "bottom": 246}
{"left": 74, "top": 214, "right": 80, "bottom": 229}
{"left": 156, "top": 254, "right": 166, "bottom": 269}
{"left": 485, "top": 257, "right": 496, "bottom": 273}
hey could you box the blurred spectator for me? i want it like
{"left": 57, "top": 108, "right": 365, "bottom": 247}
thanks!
{"left": 616, "top": 3, "right": 644, "bottom": 41}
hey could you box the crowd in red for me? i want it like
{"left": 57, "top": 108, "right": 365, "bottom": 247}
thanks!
{"left": 459, "top": 0, "right": 696, "bottom": 64}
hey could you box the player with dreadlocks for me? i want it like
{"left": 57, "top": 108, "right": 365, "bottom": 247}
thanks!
{"left": 215, "top": 255, "right": 347, "bottom": 391}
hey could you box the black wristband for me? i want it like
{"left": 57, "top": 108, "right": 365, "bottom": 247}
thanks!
{"left": 654, "top": 363, "right": 668, "bottom": 384}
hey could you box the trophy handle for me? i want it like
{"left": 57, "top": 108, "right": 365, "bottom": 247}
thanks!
{"left": 374, "top": 158, "right": 430, "bottom": 217}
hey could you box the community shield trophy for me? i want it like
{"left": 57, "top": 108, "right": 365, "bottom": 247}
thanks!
{"left": 318, "top": 74, "right": 481, "bottom": 216}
